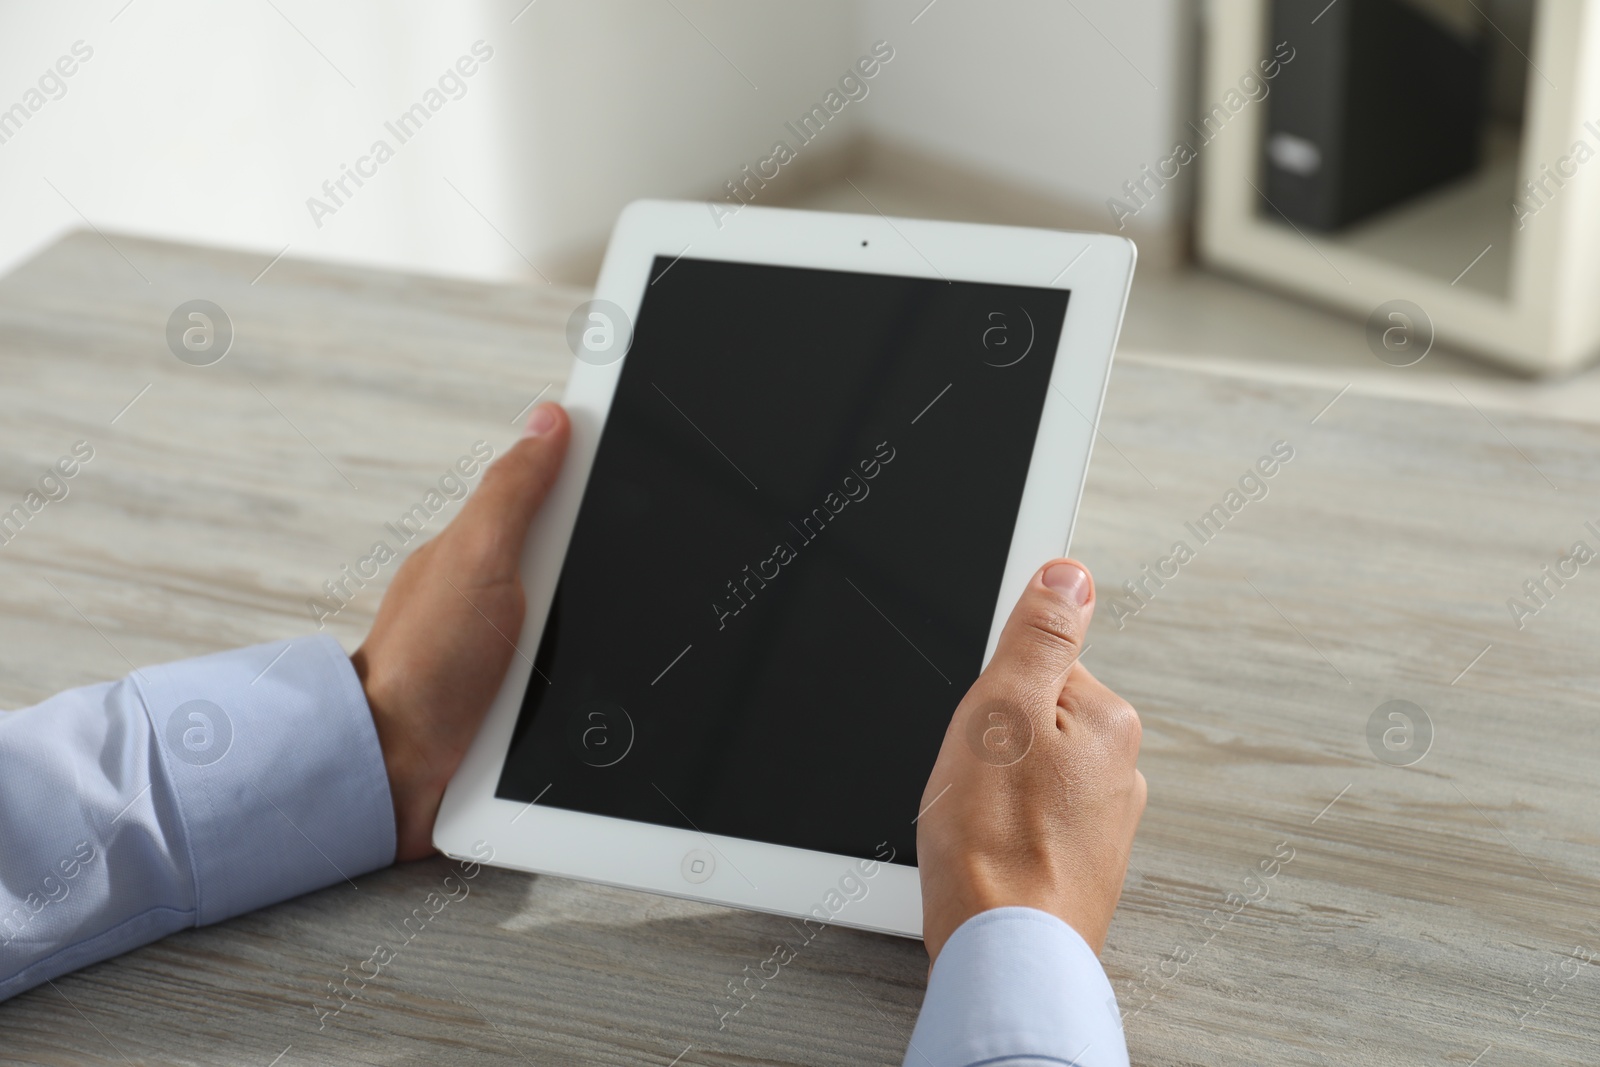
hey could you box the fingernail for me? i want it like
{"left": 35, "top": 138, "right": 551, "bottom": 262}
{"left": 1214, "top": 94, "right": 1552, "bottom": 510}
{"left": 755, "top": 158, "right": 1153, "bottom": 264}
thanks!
{"left": 1043, "top": 562, "right": 1090, "bottom": 605}
{"left": 524, "top": 404, "right": 558, "bottom": 438}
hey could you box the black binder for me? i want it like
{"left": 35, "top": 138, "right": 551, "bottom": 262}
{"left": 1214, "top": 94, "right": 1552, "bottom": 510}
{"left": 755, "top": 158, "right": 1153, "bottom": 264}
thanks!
{"left": 1263, "top": 0, "right": 1486, "bottom": 231}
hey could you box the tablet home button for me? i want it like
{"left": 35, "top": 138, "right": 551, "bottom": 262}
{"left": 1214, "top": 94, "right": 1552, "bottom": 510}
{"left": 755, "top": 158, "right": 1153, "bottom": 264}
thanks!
{"left": 680, "top": 848, "right": 716, "bottom": 884}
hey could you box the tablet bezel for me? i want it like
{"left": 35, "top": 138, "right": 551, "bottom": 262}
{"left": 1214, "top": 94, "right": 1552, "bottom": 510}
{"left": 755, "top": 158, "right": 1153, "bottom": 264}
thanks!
{"left": 434, "top": 200, "right": 1135, "bottom": 938}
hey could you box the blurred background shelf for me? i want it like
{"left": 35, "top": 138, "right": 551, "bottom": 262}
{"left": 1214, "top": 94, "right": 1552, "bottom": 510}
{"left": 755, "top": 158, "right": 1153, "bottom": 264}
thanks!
{"left": 1324, "top": 126, "right": 1519, "bottom": 301}
{"left": 1199, "top": 0, "right": 1600, "bottom": 375}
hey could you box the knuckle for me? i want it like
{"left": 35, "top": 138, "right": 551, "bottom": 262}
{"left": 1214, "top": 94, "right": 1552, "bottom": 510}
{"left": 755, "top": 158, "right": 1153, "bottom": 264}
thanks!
{"left": 476, "top": 457, "right": 516, "bottom": 497}
{"left": 1104, "top": 695, "right": 1143, "bottom": 752}
{"left": 1001, "top": 607, "right": 1083, "bottom": 681}
{"left": 451, "top": 525, "right": 507, "bottom": 575}
{"left": 392, "top": 539, "right": 433, "bottom": 578}
{"left": 1025, "top": 603, "right": 1083, "bottom": 651}
{"left": 398, "top": 539, "right": 428, "bottom": 567}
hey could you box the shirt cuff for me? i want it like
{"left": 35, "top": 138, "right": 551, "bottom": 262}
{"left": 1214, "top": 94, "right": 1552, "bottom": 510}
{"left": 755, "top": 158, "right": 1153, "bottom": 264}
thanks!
{"left": 131, "top": 633, "right": 396, "bottom": 924}
{"left": 904, "top": 907, "right": 1129, "bottom": 1067}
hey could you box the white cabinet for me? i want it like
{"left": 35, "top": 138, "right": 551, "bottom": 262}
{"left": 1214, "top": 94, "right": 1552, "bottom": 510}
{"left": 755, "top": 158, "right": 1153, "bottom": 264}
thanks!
{"left": 1197, "top": 0, "right": 1600, "bottom": 374}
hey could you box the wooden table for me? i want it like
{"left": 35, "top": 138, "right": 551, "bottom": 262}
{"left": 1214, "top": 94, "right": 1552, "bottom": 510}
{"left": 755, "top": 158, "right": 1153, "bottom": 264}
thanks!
{"left": 2, "top": 232, "right": 1597, "bottom": 1066}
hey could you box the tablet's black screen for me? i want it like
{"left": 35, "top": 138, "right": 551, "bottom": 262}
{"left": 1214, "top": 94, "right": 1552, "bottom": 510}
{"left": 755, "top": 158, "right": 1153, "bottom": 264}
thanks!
{"left": 495, "top": 257, "right": 1069, "bottom": 866}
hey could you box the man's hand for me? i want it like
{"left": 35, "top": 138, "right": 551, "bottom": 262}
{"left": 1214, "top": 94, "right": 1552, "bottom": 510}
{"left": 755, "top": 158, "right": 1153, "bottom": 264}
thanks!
{"left": 915, "top": 558, "right": 1146, "bottom": 962}
{"left": 351, "top": 403, "right": 570, "bottom": 861}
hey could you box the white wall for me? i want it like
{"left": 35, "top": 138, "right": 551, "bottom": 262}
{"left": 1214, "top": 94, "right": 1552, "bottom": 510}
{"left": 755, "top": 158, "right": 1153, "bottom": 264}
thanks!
{"left": 857, "top": 0, "right": 1189, "bottom": 227}
{"left": 0, "top": 1, "right": 523, "bottom": 280}
{"left": 505, "top": 1, "right": 863, "bottom": 274}
{"left": 0, "top": 0, "right": 1185, "bottom": 283}
{"left": 0, "top": 0, "right": 863, "bottom": 283}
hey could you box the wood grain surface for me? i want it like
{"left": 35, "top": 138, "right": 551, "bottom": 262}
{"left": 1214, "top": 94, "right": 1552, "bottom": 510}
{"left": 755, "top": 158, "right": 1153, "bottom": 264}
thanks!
{"left": 1, "top": 232, "right": 1596, "bottom": 1066}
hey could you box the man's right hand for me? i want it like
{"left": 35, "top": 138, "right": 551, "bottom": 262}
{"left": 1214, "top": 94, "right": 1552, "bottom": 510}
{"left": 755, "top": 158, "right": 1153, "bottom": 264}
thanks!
{"left": 915, "top": 558, "right": 1146, "bottom": 963}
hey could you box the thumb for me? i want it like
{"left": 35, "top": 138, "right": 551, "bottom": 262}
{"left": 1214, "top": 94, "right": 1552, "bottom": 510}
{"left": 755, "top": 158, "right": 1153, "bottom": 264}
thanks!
{"left": 451, "top": 402, "right": 571, "bottom": 582}
{"left": 985, "top": 558, "right": 1096, "bottom": 697}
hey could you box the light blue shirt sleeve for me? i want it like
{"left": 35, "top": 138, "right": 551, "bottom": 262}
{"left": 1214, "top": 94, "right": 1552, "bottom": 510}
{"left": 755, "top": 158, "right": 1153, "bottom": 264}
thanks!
{"left": 903, "top": 906, "right": 1129, "bottom": 1067}
{"left": 0, "top": 634, "right": 395, "bottom": 1002}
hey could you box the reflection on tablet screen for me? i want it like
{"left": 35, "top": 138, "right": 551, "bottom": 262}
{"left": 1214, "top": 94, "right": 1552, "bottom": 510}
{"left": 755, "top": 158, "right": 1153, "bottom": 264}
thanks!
{"left": 496, "top": 257, "right": 1070, "bottom": 866}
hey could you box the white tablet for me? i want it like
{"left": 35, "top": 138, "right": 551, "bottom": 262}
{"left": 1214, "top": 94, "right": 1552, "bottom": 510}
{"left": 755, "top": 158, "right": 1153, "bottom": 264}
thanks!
{"left": 434, "top": 200, "right": 1134, "bottom": 938}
